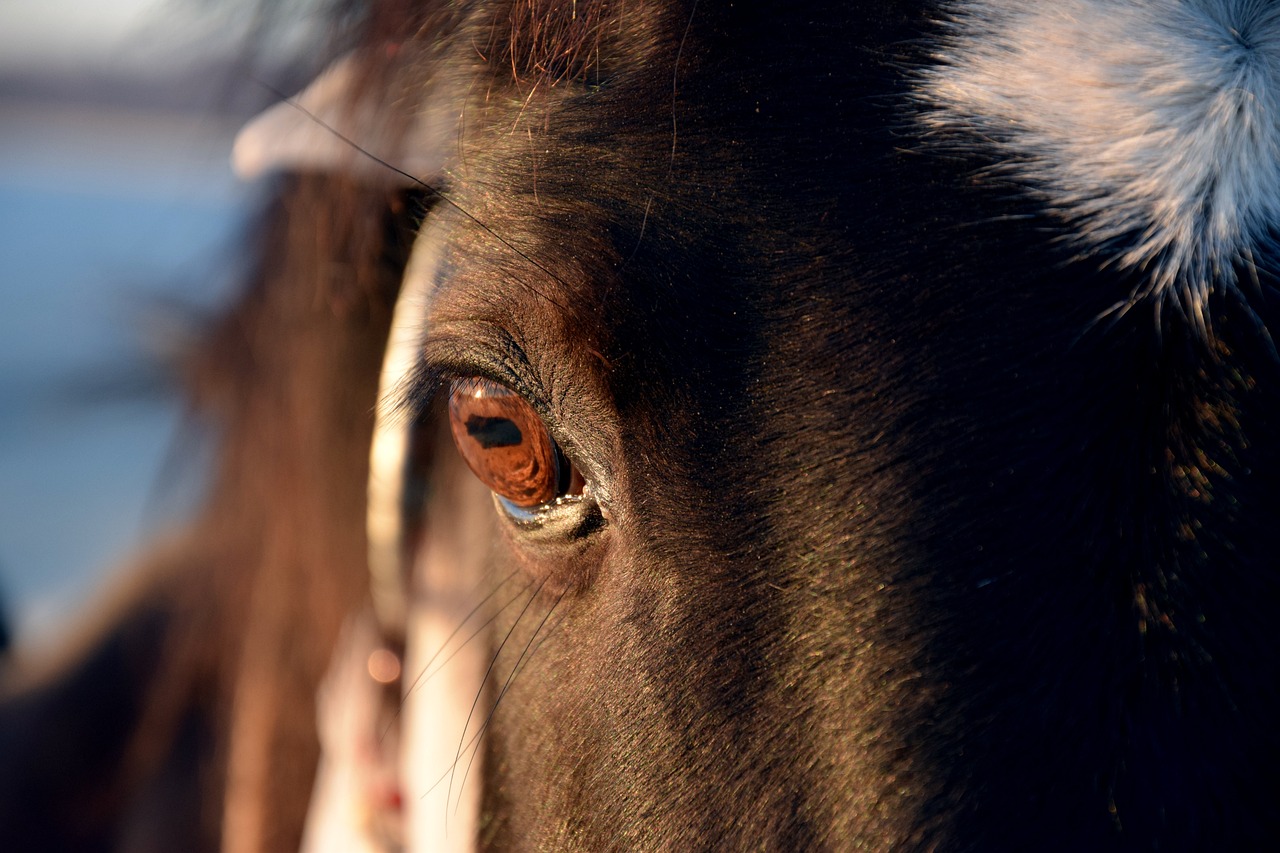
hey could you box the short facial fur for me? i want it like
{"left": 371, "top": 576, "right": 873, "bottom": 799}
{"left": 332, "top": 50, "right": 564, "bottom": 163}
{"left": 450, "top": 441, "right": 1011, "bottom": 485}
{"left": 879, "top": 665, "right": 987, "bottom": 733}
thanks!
{"left": 363, "top": 1, "right": 1280, "bottom": 849}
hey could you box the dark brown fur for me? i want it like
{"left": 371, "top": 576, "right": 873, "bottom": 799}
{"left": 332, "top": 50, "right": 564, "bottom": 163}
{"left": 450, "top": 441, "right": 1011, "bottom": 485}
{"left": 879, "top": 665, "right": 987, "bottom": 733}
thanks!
{"left": 4, "top": 1, "right": 1280, "bottom": 849}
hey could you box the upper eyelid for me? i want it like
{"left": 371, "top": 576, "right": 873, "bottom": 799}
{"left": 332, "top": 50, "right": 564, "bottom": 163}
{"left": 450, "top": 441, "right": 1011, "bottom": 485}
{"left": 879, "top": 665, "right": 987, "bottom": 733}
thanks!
{"left": 415, "top": 324, "right": 613, "bottom": 492}
{"left": 416, "top": 329, "right": 547, "bottom": 415}
{"left": 375, "top": 336, "right": 521, "bottom": 427}
{"left": 421, "top": 328, "right": 616, "bottom": 509}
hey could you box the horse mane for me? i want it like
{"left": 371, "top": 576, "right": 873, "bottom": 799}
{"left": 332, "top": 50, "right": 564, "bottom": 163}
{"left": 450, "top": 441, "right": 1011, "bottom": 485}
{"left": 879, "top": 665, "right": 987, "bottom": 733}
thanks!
{"left": 181, "top": 175, "right": 419, "bottom": 849}
{"left": 0, "top": 168, "right": 420, "bottom": 848}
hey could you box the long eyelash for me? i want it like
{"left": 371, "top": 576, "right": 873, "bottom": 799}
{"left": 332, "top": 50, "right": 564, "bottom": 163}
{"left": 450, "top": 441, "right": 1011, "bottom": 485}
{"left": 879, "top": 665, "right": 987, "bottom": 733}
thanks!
{"left": 386, "top": 336, "right": 537, "bottom": 425}
{"left": 262, "top": 64, "right": 588, "bottom": 826}
{"left": 392, "top": 342, "right": 547, "bottom": 429}
{"left": 262, "top": 80, "right": 573, "bottom": 314}
{"left": 384, "top": 361, "right": 446, "bottom": 426}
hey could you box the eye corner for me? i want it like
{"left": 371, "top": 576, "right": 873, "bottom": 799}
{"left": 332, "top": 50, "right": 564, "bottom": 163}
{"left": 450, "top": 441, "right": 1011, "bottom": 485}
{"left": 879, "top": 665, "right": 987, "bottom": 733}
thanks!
{"left": 496, "top": 490, "right": 600, "bottom": 529}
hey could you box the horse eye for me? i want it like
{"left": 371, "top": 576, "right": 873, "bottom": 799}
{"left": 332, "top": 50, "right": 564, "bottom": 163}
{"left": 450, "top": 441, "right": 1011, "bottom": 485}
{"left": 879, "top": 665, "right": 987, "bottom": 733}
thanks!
{"left": 447, "top": 378, "right": 581, "bottom": 509}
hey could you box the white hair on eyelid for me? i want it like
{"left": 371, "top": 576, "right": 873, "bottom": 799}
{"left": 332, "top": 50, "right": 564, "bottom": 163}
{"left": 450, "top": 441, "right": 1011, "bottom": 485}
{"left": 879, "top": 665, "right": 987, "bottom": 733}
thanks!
{"left": 919, "top": 0, "right": 1280, "bottom": 317}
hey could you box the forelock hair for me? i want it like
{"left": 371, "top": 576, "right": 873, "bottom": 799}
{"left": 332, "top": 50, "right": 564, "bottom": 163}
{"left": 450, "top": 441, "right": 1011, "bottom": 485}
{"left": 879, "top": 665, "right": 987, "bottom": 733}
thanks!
{"left": 486, "top": 0, "right": 648, "bottom": 85}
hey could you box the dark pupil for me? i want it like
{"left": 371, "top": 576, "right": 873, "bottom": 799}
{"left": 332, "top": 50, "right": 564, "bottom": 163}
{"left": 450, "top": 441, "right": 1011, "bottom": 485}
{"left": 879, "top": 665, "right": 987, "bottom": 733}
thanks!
{"left": 465, "top": 415, "right": 524, "bottom": 449}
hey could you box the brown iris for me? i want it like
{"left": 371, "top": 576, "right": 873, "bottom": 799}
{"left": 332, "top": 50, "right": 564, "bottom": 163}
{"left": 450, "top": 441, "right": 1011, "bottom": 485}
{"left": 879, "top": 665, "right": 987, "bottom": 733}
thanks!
{"left": 447, "top": 378, "right": 568, "bottom": 508}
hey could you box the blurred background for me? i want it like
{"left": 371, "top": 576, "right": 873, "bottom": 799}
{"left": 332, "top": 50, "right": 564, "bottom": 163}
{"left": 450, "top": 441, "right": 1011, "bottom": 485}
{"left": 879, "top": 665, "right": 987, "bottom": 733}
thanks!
{"left": 0, "top": 0, "right": 324, "bottom": 648}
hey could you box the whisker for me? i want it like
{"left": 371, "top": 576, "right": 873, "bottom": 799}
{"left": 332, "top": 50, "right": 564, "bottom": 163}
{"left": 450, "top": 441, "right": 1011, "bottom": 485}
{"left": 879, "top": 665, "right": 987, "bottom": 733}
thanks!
{"left": 412, "top": 591, "right": 566, "bottom": 802}
{"left": 522, "top": 594, "right": 571, "bottom": 667}
{"left": 379, "top": 569, "right": 523, "bottom": 744}
{"left": 256, "top": 78, "right": 573, "bottom": 313}
{"left": 419, "top": 726, "right": 485, "bottom": 799}
{"left": 622, "top": 192, "right": 656, "bottom": 267}
{"left": 408, "top": 579, "right": 533, "bottom": 692}
{"left": 454, "top": 588, "right": 568, "bottom": 813}
{"left": 668, "top": 0, "right": 699, "bottom": 177}
{"left": 445, "top": 574, "right": 549, "bottom": 828}
{"left": 402, "top": 569, "right": 522, "bottom": 697}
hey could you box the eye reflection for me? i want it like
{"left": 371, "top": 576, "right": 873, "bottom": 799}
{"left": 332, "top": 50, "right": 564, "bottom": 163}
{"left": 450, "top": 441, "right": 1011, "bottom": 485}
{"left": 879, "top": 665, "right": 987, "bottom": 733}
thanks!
{"left": 447, "top": 378, "right": 577, "bottom": 508}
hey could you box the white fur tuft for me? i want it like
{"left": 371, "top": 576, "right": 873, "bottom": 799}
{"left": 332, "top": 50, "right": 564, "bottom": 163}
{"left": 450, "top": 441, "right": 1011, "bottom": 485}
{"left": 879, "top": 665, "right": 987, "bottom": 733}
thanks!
{"left": 919, "top": 0, "right": 1280, "bottom": 311}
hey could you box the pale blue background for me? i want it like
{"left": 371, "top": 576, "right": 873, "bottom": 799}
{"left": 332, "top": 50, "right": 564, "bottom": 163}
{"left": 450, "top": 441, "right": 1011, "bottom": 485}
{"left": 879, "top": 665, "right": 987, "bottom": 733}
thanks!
{"left": 0, "top": 0, "right": 309, "bottom": 645}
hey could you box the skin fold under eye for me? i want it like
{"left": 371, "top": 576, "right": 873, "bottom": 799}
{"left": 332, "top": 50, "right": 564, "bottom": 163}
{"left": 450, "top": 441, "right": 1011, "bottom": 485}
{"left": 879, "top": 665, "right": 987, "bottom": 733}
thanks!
{"left": 447, "top": 377, "right": 582, "bottom": 509}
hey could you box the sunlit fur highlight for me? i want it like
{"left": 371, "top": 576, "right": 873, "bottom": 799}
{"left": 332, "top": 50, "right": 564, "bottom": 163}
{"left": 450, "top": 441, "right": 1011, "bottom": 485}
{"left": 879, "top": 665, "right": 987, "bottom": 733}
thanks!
{"left": 920, "top": 0, "right": 1280, "bottom": 318}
